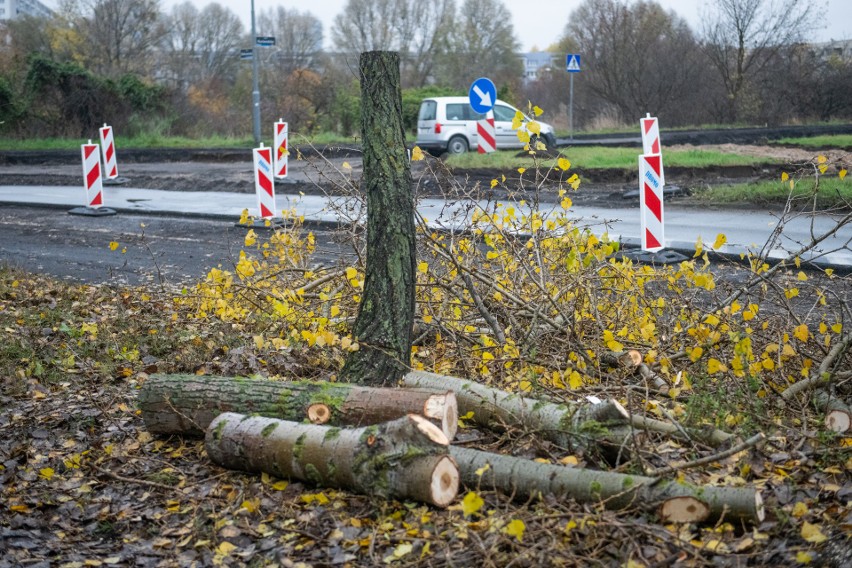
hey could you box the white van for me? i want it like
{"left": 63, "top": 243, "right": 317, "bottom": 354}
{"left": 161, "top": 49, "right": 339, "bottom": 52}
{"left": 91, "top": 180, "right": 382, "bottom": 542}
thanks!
{"left": 415, "top": 96, "right": 557, "bottom": 155}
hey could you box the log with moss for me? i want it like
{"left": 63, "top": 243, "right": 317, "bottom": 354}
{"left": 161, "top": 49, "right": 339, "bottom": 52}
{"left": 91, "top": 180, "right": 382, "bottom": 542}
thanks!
{"left": 139, "top": 374, "right": 457, "bottom": 440}
{"left": 206, "top": 412, "right": 459, "bottom": 507}
{"left": 449, "top": 446, "right": 764, "bottom": 524}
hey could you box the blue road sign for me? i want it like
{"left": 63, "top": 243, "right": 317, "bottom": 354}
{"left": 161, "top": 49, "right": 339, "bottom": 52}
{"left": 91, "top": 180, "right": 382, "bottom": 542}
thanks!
{"left": 256, "top": 36, "right": 276, "bottom": 47}
{"left": 566, "top": 54, "right": 581, "bottom": 72}
{"left": 468, "top": 77, "right": 497, "bottom": 114}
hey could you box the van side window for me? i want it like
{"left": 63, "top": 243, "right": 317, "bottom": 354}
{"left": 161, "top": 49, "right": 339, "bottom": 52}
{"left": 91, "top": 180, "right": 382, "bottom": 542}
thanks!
{"left": 418, "top": 101, "right": 437, "bottom": 121}
{"left": 446, "top": 104, "right": 465, "bottom": 121}
{"left": 493, "top": 105, "right": 518, "bottom": 122}
{"left": 465, "top": 106, "right": 485, "bottom": 121}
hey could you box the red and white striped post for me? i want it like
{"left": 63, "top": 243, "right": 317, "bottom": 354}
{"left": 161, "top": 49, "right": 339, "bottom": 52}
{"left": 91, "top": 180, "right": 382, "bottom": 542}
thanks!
{"left": 639, "top": 154, "right": 664, "bottom": 252}
{"left": 81, "top": 140, "right": 104, "bottom": 209}
{"left": 99, "top": 123, "right": 118, "bottom": 179}
{"left": 253, "top": 144, "right": 276, "bottom": 219}
{"left": 477, "top": 111, "right": 496, "bottom": 154}
{"left": 274, "top": 119, "right": 288, "bottom": 178}
{"left": 640, "top": 113, "right": 664, "bottom": 184}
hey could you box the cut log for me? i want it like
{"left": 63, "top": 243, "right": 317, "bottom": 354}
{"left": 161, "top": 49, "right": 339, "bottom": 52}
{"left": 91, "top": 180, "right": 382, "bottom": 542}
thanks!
{"left": 599, "top": 350, "right": 643, "bottom": 369}
{"left": 403, "top": 371, "right": 629, "bottom": 451}
{"left": 139, "top": 374, "right": 457, "bottom": 440}
{"left": 814, "top": 389, "right": 851, "bottom": 433}
{"left": 449, "top": 446, "right": 764, "bottom": 524}
{"left": 206, "top": 412, "right": 459, "bottom": 508}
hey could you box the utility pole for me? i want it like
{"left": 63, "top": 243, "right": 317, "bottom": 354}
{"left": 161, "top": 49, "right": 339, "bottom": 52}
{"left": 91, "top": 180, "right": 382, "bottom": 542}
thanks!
{"left": 250, "top": 0, "right": 261, "bottom": 145}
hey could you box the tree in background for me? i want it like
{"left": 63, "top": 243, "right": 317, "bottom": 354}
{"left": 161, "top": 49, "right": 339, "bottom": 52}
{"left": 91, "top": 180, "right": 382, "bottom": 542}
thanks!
{"left": 331, "top": 0, "right": 455, "bottom": 88}
{"left": 701, "top": 0, "right": 824, "bottom": 123}
{"left": 435, "top": 0, "right": 522, "bottom": 93}
{"left": 258, "top": 7, "right": 323, "bottom": 75}
{"left": 562, "top": 0, "right": 709, "bottom": 127}
{"left": 65, "top": 0, "right": 166, "bottom": 77}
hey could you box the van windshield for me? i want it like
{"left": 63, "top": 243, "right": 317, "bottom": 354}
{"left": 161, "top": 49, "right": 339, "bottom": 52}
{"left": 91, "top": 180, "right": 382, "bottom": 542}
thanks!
{"left": 418, "top": 101, "right": 437, "bottom": 121}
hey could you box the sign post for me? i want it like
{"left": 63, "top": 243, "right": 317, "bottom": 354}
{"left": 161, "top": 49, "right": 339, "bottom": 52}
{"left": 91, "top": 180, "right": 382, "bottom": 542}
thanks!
{"left": 566, "top": 54, "right": 581, "bottom": 140}
{"left": 274, "top": 120, "right": 288, "bottom": 178}
{"left": 250, "top": 0, "right": 261, "bottom": 145}
{"left": 639, "top": 154, "right": 664, "bottom": 252}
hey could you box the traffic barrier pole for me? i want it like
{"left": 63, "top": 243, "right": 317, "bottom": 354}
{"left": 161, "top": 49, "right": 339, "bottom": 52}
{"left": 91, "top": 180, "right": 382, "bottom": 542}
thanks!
{"left": 640, "top": 113, "right": 664, "bottom": 184}
{"left": 477, "top": 112, "right": 496, "bottom": 154}
{"left": 99, "top": 123, "right": 118, "bottom": 179}
{"left": 639, "top": 154, "right": 665, "bottom": 252}
{"left": 81, "top": 140, "right": 104, "bottom": 209}
{"left": 253, "top": 143, "right": 276, "bottom": 219}
{"left": 274, "top": 119, "right": 288, "bottom": 178}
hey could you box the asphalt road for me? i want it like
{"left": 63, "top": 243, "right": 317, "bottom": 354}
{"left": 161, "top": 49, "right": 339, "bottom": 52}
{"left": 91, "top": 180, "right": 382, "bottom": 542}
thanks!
{"left": 0, "top": 205, "right": 355, "bottom": 286}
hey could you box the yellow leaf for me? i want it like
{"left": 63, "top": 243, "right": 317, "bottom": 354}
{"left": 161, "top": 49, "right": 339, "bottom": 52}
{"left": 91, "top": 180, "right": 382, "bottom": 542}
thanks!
{"left": 217, "top": 541, "right": 237, "bottom": 555}
{"left": 490, "top": 179, "right": 498, "bottom": 189}
{"left": 796, "top": 551, "right": 813, "bottom": 564}
{"left": 342, "top": 161, "right": 352, "bottom": 171}
{"left": 568, "top": 370, "right": 583, "bottom": 389}
{"left": 244, "top": 230, "right": 257, "bottom": 247}
{"left": 345, "top": 267, "right": 358, "bottom": 280}
{"left": 839, "top": 169, "right": 847, "bottom": 179}
{"left": 517, "top": 167, "right": 526, "bottom": 174}
{"left": 712, "top": 233, "right": 727, "bottom": 249}
{"left": 272, "top": 480, "right": 288, "bottom": 490}
{"left": 818, "top": 164, "right": 828, "bottom": 174}
{"left": 527, "top": 121, "right": 541, "bottom": 135}
{"left": 461, "top": 491, "right": 484, "bottom": 516}
{"left": 239, "top": 208, "right": 249, "bottom": 225}
{"left": 532, "top": 105, "right": 543, "bottom": 116}
{"left": 418, "top": 261, "right": 428, "bottom": 274}
{"left": 240, "top": 498, "right": 260, "bottom": 513}
{"left": 475, "top": 463, "right": 491, "bottom": 477}
{"left": 791, "top": 501, "right": 809, "bottom": 518}
{"left": 511, "top": 111, "right": 523, "bottom": 130}
{"left": 558, "top": 157, "right": 571, "bottom": 171}
{"left": 384, "top": 542, "right": 413, "bottom": 562}
{"left": 503, "top": 519, "right": 526, "bottom": 542}
{"left": 817, "top": 155, "right": 827, "bottom": 164}
{"left": 781, "top": 172, "right": 789, "bottom": 182}
{"left": 689, "top": 346, "right": 704, "bottom": 362}
{"left": 39, "top": 467, "right": 55, "bottom": 480}
{"left": 801, "top": 521, "right": 827, "bottom": 544}
{"left": 707, "top": 358, "right": 727, "bottom": 374}
{"left": 253, "top": 335, "right": 265, "bottom": 350}
{"left": 797, "top": 271, "right": 808, "bottom": 281}
{"left": 561, "top": 197, "right": 572, "bottom": 209}
{"left": 108, "top": 241, "right": 119, "bottom": 251}
{"left": 793, "top": 324, "right": 809, "bottom": 342}
{"left": 411, "top": 146, "right": 424, "bottom": 161}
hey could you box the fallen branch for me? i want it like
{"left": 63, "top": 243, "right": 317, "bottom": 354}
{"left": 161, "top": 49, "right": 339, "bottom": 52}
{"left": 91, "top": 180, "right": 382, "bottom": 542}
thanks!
{"left": 402, "top": 371, "right": 630, "bottom": 451}
{"left": 449, "top": 446, "right": 764, "bottom": 524}
{"left": 647, "top": 433, "right": 766, "bottom": 477}
{"left": 781, "top": 332, "right": 852, "bottom": 401}
{"left": 206, "top": 412, "right": 459, "bottom": 507}
{"left": 139, "top": 374, "right": 457, "bottom": 440}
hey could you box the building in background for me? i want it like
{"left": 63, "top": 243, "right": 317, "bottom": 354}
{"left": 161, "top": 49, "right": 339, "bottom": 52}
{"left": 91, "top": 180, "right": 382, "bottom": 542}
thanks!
{"left": 520, "top": 52, "right": 558, "bottom": 82}
{"left": 0, "top": 0, "right": 53, "bottom": 21}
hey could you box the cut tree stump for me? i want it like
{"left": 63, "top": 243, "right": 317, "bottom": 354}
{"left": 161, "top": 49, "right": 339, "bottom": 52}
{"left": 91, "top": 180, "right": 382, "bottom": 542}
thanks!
{"left": 206, "top": 412, "right": 459, "bottom": 508}
{"left": 139, "top": 374, "right": 457, "bottom": 440}
{"left": 449, "top": 446, "right": 764, "bottom": 524}
{"left": 814, "top": 389, "right": 851, "bottom": 433}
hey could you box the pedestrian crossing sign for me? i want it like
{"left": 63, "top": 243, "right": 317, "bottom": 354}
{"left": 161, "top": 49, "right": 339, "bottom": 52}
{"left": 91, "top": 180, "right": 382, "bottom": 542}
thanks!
{"left": 566, "top": 54, "right": 581, "bottom": 73}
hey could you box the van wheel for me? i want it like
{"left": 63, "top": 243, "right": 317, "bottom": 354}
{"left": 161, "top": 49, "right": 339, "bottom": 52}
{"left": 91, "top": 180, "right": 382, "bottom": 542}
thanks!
{"left": 447, "top": 136, "right": 469, "bottom": 155}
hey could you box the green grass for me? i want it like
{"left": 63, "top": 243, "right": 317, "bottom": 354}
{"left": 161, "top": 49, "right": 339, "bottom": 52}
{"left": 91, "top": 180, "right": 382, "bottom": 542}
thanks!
{"left": 0, "top": 131, "right": 360, "bottom": 151}
{"left": 696, "top": 176, "right": 852, "bottom": 208}
{"left": 774, "top": 134, "right": 852, "bottom": 148}
{"left": 445, "top": 146, "right": 780, "bottom": 171}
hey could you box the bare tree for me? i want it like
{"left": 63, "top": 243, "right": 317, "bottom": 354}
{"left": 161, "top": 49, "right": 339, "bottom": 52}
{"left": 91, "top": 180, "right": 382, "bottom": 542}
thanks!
{"left": 563, "top": 0, "right": 707, "bottom": 126}
{"left": 701, "top": 0, "right": 825, "bottom": 122}
{"left": 258, "top": 7, "right": 323, "bottom": 74}
{"left": 71, "top": 0, "right": 167, "bottom": 77}
{"left": 331, "top": 0, "right": 455, "bottom": 87}
{"left": 436, "top": 0, "right": 522, "bottom": 91}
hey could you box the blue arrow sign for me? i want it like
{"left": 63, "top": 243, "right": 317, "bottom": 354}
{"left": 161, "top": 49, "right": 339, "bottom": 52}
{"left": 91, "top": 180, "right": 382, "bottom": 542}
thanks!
{"left": 468, "top": 77, "right": 496, "bottom": 114}
{"left": 566, "top": 54, "right": 581, "bottom": 73}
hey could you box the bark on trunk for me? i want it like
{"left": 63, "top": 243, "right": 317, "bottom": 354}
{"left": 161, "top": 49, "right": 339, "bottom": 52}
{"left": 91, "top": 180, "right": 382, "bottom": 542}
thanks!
{"left": 404, "top": 371, "right": 630, "bottom": 451}
{"left": 340, "top": 50, "right": 416, "bottom": 387}
{"left": 139, "top": 374, "right": 457, "bottom": 440}
{"left": 449, "top": 446, "right": 764, "bottom": 524}
{"left": 206, "top": 412, "right": 459, "bottom": 508}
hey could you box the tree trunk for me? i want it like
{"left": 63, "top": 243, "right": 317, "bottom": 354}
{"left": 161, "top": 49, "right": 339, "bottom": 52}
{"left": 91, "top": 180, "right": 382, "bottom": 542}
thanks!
{"left": 449, "top": 446, "right": 764, "bottom": 524}
{"left": 814, "top": 389, "right": 851, "bottom": 434}
{"left": 340, "top": 50, "right": 416, "bottom": 387}
{"left": 139, "top": 374, "right": 457, "bottom": 440}
{"left": 206, "top": 412, "right": 459, "bottom": 508}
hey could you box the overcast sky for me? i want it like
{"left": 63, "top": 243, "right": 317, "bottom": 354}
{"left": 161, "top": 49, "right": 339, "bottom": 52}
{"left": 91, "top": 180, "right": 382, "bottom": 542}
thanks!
{"left": 46, "top": 0, "right": 852, "bottom": 51}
